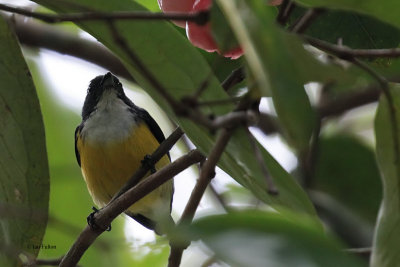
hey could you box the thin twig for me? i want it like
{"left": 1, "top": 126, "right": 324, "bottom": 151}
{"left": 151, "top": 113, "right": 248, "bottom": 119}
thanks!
{"left": 208, "top": 182, "right": 230, "bottom": 212}
{"left": 7, "top": 15, "right": 134, "bottom": 81}
{"left": 306, "top": 36, "right": 400, "bottom": 58}
{"left": 301, "top": 114, "right": 321, "bottom": 188}
{"left": 192, "top": 72, "right": 213, "bottom": 99}
{"left": 59, "top": 150, "right": 205, "bottom": 267}
{"left": 0, "top": 3, "right": 209, "bottom": 25}
{"left": 196, "top": 97, "right": 242, "bottom": 107}
{"left": 345, "top": 247, "right": 371, "bottom": 261}
{"left": 276, "top": 0, "right": 294, "bottom": 25}
{"left": 290, "top": 8, "right": 324, "bottom": 34}
{"left": 211, "top": 110, "right": 257, "bottom": 129}
{"left": 221, "top": 67, "right": 245, "bottom": 91}
{"left": 245, "top": 128, "right": 278, "bottom": 194}
{"left": 168, "top": 128, "right": 236, "bottom": 267}
{"left": 181, "top": 129, "right": 234, "bottom": 222}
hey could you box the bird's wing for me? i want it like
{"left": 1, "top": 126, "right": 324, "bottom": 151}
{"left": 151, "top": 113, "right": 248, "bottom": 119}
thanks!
{"left": 74, "top": 124, "right": 83, "bottom": 166}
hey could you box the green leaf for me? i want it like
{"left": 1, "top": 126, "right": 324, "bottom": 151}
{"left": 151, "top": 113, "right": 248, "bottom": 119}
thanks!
{"left": 217, "top": 0, "right": 326, "bottom": 151}
{"left": 314, "top": 135, "right": 382, "bottom": 222}
{"left": 294, "top": 0, "right": 400, "bottom": 30}
{"left": 289, "top": 7, "right": 400, "bottom": 49}
{"left": 210, "top": 3, "right": 240, "bottom": 52}
{"left": 371, "top": 84, "right": 400, "bottom": 267}
{"left": 224, "top": 128, "right": 319, "bottom": 216}
{"left": 179, "top": 211, "right": 365, "bottom": 267}
{"left": 32, "top": 0, "right": 318, "bottom": 216}
{"left": 0, "top": 18, "right": 49, "bottom": 265}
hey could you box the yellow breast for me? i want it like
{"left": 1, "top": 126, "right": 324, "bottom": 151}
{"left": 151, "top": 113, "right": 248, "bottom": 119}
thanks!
{"left": 76, "top": 122, "right": 172, "bottom": 220}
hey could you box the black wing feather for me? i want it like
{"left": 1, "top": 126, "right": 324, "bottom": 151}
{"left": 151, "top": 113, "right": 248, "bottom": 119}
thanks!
{"left": 121, "top": 96, "right": 171, "bottom": 160}
{"left": 74, "top": 124, "right": 83, "bottom": 167}
{"left": 138, "top": 108, "right": 171, "bottom": 161}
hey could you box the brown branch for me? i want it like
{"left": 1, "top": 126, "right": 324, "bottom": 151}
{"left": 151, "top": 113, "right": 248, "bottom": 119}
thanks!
{"left": 34, "top": 256, "right": 66, "bottom": 266}
{"left": 59, "top": 149, "right": 204, "bottom": 267}
{"left": 276, "top": 0, "right": 294, "bottom": 25}
{"left": 221, "top": 67, "right": 245, "bottom": 91}
{"left": 6, "top": 15, "right": 134, "bottom": 81}
{"left": 0, "top": 3, "right": 209, "bottom": 25}
{"left": 256, "top": 113, "right": 280, "bottom": 135}
{"left": 168, "top": 128, "right": 236, "bottom": 267}
{"left": 345, "top": 247, "right": 371, "bottom": 260}
{"left": 211, "top": 111, "right": 257, "bottom": 129}
{"left": 306, "top": 36, "right": 400, "bottom": 58}
{"left": 195, "top": 97, "right": 242, "bottom": 107}
{"left": 207, "top": 182, "right": 230, "bottom": 212}
{"left": 290, "top": 8, "right": 324, "bottom": 34}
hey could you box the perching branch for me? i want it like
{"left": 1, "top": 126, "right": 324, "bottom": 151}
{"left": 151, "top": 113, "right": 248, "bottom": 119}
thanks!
{"left": 0, "top": 3, "right": 209, "bottom": 25}
{"left": 59, "top": 149, "right": 205, "bottom": 267}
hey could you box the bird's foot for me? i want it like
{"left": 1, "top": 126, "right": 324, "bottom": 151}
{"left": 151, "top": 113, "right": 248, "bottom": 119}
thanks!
{"left": 87, "top": 206, "right": 111, "bottom": 231}
{"left": 141, "top": 154, "right": 157, "bottom": 174}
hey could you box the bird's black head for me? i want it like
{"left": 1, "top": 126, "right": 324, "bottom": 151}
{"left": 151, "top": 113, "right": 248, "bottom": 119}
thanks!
{"left": 82, "top": 72, "right": 126, "bottom": 120}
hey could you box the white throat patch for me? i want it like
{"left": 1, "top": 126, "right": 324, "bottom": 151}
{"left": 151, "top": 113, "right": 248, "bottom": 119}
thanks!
{"left": 81, "top": 89, "right": 137, "bottom": 144}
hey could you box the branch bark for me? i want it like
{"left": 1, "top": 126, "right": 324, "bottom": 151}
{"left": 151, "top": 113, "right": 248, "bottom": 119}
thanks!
{"left": 168, "top": 128, "right": 235, "bottom": 267}
{"left": 6, "top": 15, "right": 134, "bottom": 81}
{"left": 0, "top": 3, "right": 208, "bottom": 24}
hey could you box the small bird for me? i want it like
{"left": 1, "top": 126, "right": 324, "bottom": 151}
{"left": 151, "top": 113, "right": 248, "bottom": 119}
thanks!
{"left": 75, "top": 72, "right": 174, "bottom": 234}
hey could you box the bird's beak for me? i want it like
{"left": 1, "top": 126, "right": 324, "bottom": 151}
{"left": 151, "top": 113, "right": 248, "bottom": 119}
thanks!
{"left": 100, "top": 72, "right": 115, "bottom": 88}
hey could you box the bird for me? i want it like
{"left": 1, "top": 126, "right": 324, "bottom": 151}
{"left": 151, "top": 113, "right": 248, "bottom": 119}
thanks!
{"left": 74, "top": 72, "right": 174, "bottom": 234}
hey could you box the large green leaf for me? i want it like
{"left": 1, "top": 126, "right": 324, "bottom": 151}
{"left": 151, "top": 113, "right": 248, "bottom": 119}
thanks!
{"left": 32, "top": 0, "right": 318, "bottom": 216}
{"left": 314, "top": 135, "right": 382, "bottom": 222}
{"left": 217, "top": 0, "right": 335, "bottom": 151}
{"left": 294, "top": 0, "right": 400, "bottom": 30}
{"left": 0, "top": 18, "right": 49, "bottom": 265}
{"left": 371, "top": 84, "right": 400, "bottom": 267}
{"left": 178, "top": 211, "right": 365, "bottom": 267}
{"left": 289, "top": 7, "right": 400, "bottom": 49}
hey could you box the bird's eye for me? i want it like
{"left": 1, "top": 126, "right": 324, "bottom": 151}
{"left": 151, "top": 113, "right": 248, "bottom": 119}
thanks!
{"left": 117, "top": 82, "right": 122, "bottom": 87}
